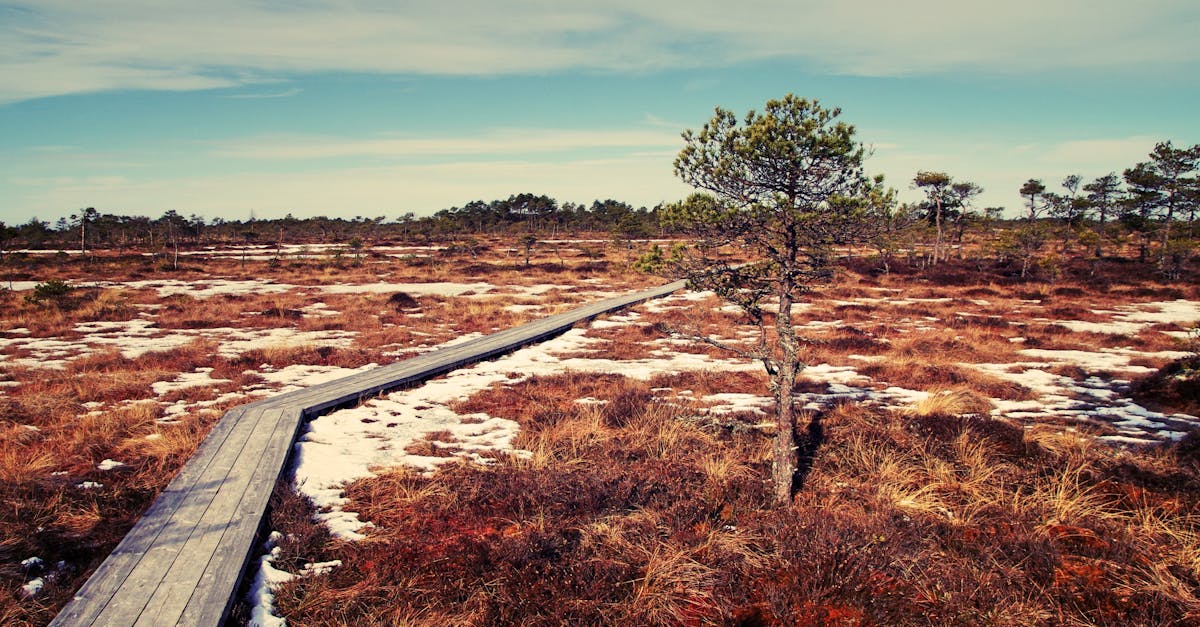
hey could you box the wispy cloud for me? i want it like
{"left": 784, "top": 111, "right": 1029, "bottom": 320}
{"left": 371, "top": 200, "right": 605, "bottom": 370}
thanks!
{"left": 2, "top": 0, "right": 1196, "bottom": 104}
{"left": 208, "top": 128, "right": 681, "bottom": 160}
{"left": 221, "top": 87, "right": 303, "bottom": 99}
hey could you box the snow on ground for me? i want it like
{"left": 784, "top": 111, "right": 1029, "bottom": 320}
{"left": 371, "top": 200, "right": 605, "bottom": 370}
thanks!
{"left": 97, "top": 459, "right": 125, "bottom": 471}
{"left": 301, "top": 302, "right": 340, "bottom": 317}
{"left": 1015, "top": 347, "right": 1190, "bottom": 374}
{"left": 290, "top": 319, "right": 765, "bottom": 541}
{"left": 247, "top": 291, "right": 1200, "bottom": 618}
{"left": 151, "top": 368, "right": 230, "bottom": 396}
{"left": 975, "top": 362, "right": 1197, "bottom": 445}
{"left": 640, "top": 290, "right": 713, "bottom": 310}
{"left": 1052, "top": 300, "right": 1200, "bottom": 336}
{"left": 20, "top": 577, "right": 44, "bottom": 598}
{"left": 0, "top": 320, "right": 358, "bottom": 369}
{"left": 120, "top": 279, "right": 298, "bottom": 299}
{"left": 254, "top": 363, "right": 377, "bottom": 395}
{"left": 153, "top": 363, "right": 377, "bottom": 423}
{"left": 319, "top": 282, "right": 494, "bottom": 296}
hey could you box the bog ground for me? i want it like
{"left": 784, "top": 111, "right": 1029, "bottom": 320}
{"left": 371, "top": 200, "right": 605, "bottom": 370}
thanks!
{"left": 2, "top": 238, "right": 1199, "bottom": 625}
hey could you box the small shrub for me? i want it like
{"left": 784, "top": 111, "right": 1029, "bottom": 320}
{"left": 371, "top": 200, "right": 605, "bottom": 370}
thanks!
{"left": 24, "top": 279, "right": 76, "bottom": 307}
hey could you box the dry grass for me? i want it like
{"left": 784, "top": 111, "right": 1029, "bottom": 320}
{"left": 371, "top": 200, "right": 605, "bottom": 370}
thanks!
{"left": 6, "top": 239, "right": 1200, "bottom": 624}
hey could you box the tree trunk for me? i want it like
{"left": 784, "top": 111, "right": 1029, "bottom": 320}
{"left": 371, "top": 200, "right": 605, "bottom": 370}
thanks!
{"left": 932, "top": 199, "right": 943, "bottom": 265}
{"left": 772, "top": 362, "right": 798, "bottom": 505}
{"left": 772, "top": 278, "right": 801, "bottom": 506}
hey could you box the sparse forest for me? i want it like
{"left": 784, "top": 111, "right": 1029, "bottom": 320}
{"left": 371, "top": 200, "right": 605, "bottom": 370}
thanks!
{"left": 2, "top": 138, "right": 1196, "bottom": 286}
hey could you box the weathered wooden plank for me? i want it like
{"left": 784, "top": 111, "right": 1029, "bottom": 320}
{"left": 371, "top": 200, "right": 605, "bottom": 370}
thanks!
{"left": 89, "top": 407, "right": 276, "bottom": 625}
{"left": 130, "top": 408, "right": 289, "bottom": 626}
{"left": 48, "top": 406, "right": 249, "bottom": 626}
{"left": 179, "top": 407, "right": 305, "bottom": 626}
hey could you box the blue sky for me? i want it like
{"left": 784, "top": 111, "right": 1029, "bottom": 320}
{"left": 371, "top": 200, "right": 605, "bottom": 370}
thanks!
{"left": 2, "top": 0, "right": 1198, "bottom": 225}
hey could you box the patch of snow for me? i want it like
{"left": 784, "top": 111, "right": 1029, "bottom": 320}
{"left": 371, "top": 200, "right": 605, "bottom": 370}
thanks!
{"left": 77, "top": 481, "right": 103, "bottom": 489}
{"left": 1016, "top": 347, "right": 1186, "bottom": 373}
{"left": 1056, "top": 320, "right": 1145, "bottom": 335}
{"left": 301, "top": 302, "right": 341, "bottom": 317}
{"left": 152, "top": 368, "right": 231, "bottom": 396}
{"left": 97, "top": 459, "right": 125, "bottom": 471}
{"left": 245, "top": 532, "right": 293, "bottom": 627}
{"left": 122, "top": 279, "right": 298, "bottom": 299}
{"left": 974, "top": 363, "right": 1199, "bottom": 441}
{"left": 21, "top": 577, "right": 44, "bottom": 597}
{"left": 319, "top": 282, "right": 493, "bottom": 296}
{"left": 254, "top": 363, "right": 376, "bottom": 395}
{"left": 701, "top": 393, "right": 770, "bottom": 415}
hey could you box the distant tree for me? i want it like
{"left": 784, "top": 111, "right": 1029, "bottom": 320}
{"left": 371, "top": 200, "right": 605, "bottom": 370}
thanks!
{"left": 18, "top": 218, "right": 51, "bottom": 249}
{"left": 158, "top": 209, "right": 190, "bottom": 269}
{"left": 1019, "top": 179, "right": 1047, "bottom": 222}
{"left": 1123, "top": 161, "right": 1164, "bottom": 262}
{"left": 1145, "top": 142, "right": 1200, "bottom": 248}
{"left": 993, "top": 222, "right": 1047, "bottom": 279}
{"left": 397, "top": 212, "right": 416, "bottom": 240}
{"left": 947, "top": 180, "right": 983, "bottom": 258}
{"left": 348, "top": 237, "right": 365, "bottom": 265}
{"left": 912, "top": 172, "right": 981, "bottom": 263}
{"left": 71, "top": 207, "right": 99, "bottom": 255}
{"left": 1083, "top": 173, "right": 1122, "bottom": 257}
{"left": 666, "top": 95, "right": 888, "bottom": 505}
{"left": 867, "top": 196, "right": 914, "bottom": 275}
{"left": 518, "top": 234, "right": 538, "bottom": 268}
{"left": 240, "top": 229, "right": 258, "bottom": 270}
{"left": 1047, "top": 174, "right": 1088, "bottom": 244}
{"left": 912, "top": 171, "right": 953, "bottom": 264}
{"left": 0, "top": 221, "right": 15, "bottom": 261}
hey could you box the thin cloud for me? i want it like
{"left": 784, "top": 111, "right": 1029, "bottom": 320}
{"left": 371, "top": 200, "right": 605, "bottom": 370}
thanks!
{"left": 209, "top": 128, "right": 682, "bottom": 160}
{"left": 221, "top": 87, "right": 303, "bottom": 99}
{"left": 2, "top": 1, "right": 1197, "bottom": 104}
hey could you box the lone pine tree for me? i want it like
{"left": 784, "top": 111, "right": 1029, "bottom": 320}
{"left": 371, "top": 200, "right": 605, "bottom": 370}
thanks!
{"left": 665, "top": 95, "right": 889, "bottom": 505}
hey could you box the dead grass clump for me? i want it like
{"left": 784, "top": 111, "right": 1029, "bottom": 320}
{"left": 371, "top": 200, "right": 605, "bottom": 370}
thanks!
{"left": 886, "top": 333, "right": 987, "bottom": 362}
{"left": 823, "top": 326, "right": 889, "bottom": 354}
{"left": 647, "top": 369, "right": 766, "bottom": 397}
{"left": 859, "top": 359, "right": 1035, "bottom": 401}
{"left": 387, "top": 291, "right": 420, "bottom": 310}
{"left": 451, "top": 372, "right": 635, "bottom": 425}
{"left": 274, "top": 457, "right": 729, "bottom": 624}
{"left": 75, "top": 290, "right": 136, "bottom": 322}
{"left": 1130, "top": 356, "right": 1200, "bottom": 416}
{"left": 576, "top": 323, "right": 664, "bottom": 360}
{"left": 904, "top": 387, "right": 994, "bottom": 419}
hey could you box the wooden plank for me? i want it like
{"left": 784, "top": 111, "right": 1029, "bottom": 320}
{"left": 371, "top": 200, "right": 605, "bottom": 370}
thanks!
{"left": 179, "top": 407, "right": 305, "bottom": 626}
{"left": 88, "top": 407, "right": 276, "bottom": 625}
{"left": 48, "top": 406, "right": 249, "bottom": 626}
{"left": 131, "top": 408, "right": 289, "bottom": 626}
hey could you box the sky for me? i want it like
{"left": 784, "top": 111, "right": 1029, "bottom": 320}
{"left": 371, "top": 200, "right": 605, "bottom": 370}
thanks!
{"left": 1, "top": 0, "right": 1198, "bottom": 225}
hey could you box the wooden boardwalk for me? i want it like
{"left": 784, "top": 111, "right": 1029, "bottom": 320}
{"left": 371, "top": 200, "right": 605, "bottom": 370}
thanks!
{"left": 51, "top": 280, "right": 686, "bottom": 626}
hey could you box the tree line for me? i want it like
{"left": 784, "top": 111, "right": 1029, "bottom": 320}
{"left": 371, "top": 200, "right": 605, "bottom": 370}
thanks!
{"left": 0, "top": 147, "right": 1195, "bottom": 279}
{"left": 0, "top": 195, "right": 666, "bottom": 260}
{"left": 900, "top": 140, "right": 1198, "bottom": 279}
